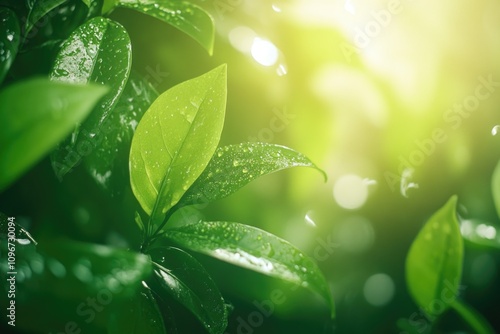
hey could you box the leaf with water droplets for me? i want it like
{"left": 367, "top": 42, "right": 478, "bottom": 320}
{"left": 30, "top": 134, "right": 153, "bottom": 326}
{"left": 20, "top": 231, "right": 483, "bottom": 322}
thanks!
{"left": 165, "top": 221, "right": 335, "bottom": 317}
{"left": 85, "top": 72, "right": 158, "bottom": 197}
{"left": 25, "top": 0, "right": 67, "bottom": 34}
{"left": 108, "top": 282, "right": 166, "bottom": 334}
{"left": 406, "top": 196, "right": 463, "bottom": 317}
{"left": 0, "top": 78, "right": 108, "bottom": 191}
{"left": 129, "top": 65, "right": 226, "bottom": 223}
{"left": 150, "top": 247, "right": 228, "bottom": 334}
{"left": 0, "top": 7, "right": 20, "bottom": 84}
{"left": 118, "top": 0, "right": 215, "bottom": 54}
{"left": 49, "top": 16, "right": 132, "bottom": 180}
{"left": 179, "top": 143, "right": 327, "bottom": 207}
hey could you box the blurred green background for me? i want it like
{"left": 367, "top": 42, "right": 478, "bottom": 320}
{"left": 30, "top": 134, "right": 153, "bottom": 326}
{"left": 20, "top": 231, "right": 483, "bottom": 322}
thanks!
{"left": 2, "top": 0, "right": 500, "bottom": 333}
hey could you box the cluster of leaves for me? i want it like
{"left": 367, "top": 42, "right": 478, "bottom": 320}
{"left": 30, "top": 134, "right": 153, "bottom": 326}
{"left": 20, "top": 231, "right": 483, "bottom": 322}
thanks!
{"left": 400, "top": 185, "right": 499, "bottom": 333}
{"left": 0, "top": 0, "right": 334, "bottom": 333}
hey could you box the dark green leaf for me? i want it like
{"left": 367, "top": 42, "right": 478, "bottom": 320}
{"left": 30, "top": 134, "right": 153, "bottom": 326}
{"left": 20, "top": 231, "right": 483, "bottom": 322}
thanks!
{"left": 150, "top": 247, "right": 228, "bottom": 334}
{"left": 0, "top": 7, "right": 20, "bottom": 84}
{"left": 179, "top": 143, "right": 327, "bottom": 207}
{"left": 130, "top": 65, "right": 226, "bottom": 222}
{"left": 406, "top": 196, "right": 463, "bottom": 317}
{"left": 25, "top": 0, "right": 67, "bottom": 34}
{"left": 118, "top": 0, "right": 215, "bottom": 54}
{"left": 165, "top": 221, "right": 335, "bottom": 317}
{"left": 0, "top": 78, "right": 108, "bottom": 191}
{"left": 49, "top": 16, "right": 132, "bottom": 180}
{"left": 460, "top": 219, "right": 500, "bottom": 250}
{"left": 85, "top": 72, "right": 158, "bottom": 197}
{"left": 108, "top": 282, "right": 166, "bottom": 334}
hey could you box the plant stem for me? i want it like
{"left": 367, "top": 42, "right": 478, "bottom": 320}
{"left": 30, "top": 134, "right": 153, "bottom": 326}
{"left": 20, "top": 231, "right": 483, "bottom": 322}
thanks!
{"left": 451, "top": 300, "right": 495, "bottom": 334}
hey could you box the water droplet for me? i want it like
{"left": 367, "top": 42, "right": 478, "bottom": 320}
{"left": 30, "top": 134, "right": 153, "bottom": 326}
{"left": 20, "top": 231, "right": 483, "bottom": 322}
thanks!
{"left": 400, "top": 168, "right": 419, "bottom": 198}
{"left": 233, "top": 160, "right": 240, "bottom": 166}
{"left": 492, "top": 125, "right": 500, "bottom": 136}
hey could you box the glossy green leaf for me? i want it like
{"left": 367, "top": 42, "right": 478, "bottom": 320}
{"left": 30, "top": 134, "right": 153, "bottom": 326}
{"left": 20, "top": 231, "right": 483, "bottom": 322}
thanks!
{"left": 150, "top": 247, "right": 228, "bottom": 334}
{"left": 85, "top": 72, "right": 158, "bottom": 197}
{"left": 491, "top": 160, "right": 500, "bottom": 219}
{"left": 25, "top": 0, "right": 67, "bottom": 34}
{"left": 130, "top": 65, "right": 226, "bottom": 222}
{"left": 0, "top": 78, "right": 108, "bottom": 191}
{"left": 0, "top": 7, "right": 20, "bottom": 84}
{"left": 165, "top": 221, "right": 335, "bottom": 317}
{"left": 49, "top": 16, "right": 131, "bottom": 180}
{"left": 118, "top": 0, "right": 215, "bottom": 54}
{"left": 460, "top": 219, "right": 500, "bottom": 250}
{"left": 108, "top": 283, "right": 166, "bottom": 334}
{"left": 179, "top": 143, "right": 327, "bottom": 207}
{"left": 406, "top": 196, "right": 463, "bottom": 317}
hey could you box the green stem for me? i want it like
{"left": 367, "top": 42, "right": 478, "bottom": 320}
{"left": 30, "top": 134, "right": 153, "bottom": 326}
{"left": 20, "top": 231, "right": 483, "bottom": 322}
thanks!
{"left": 451, "top": 300, "right": 495, "bottom": 334}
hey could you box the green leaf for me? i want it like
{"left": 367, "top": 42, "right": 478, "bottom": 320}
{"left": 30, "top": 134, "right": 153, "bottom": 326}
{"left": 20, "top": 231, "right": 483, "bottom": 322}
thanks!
{"left": 108, "top": 282, "right": 166, "bottom": 334}
{"left": 130, "top": 65, "right": 227, "bottom": 222}
{"left": 491, "top": 159, "right": 500, "bottom": 219}
{"left": 118, "top": 0, "right": 215, "bottom": 55}
{"left": 25, "top": 0, "right": 67, "bottom": 34}
{"left": 102, "top": 0, "right": 119, "bottom": 13}
{"left": 49, "top": 16, "right": 132, "bottom": 180}
{"left": 179, "top": 143, "right": 327, "bottom": 207}
{"left": 405, "top": 196, "right": 463, "bottom": 317}
{"left": 150, "top": 247, "right": 228, "bottom": 334}
{"left": 0, "top": 211, "right": 37, "bottom": 244}
{"left": 0, "top": 7, "right": 20, "bottom": 84}
{"left": 0, "top": 78, "right": 108, "bottom": 191}
{"left": 85, "top": 72, "right": 158, "bottom": 197}
{"left": 460, "top": 219, "right": 500, "bottom": 250}
{"left": 165, "top": 221, "right": 335, "bottom": 317}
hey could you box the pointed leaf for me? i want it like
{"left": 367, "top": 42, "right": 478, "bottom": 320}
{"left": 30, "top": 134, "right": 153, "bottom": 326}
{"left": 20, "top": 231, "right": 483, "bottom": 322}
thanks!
{"left": 491, "top": 160, "right": 500, "bottom": 219}
{"left": 50, "top": 16, "right": 132, "bottom": 179}
{"left": 150, "top": 247, "right": 227, "bottom": 334}
{"left": 0, "top": 7, "right": 20, "bottom": 84}
{"left": 406, "top": 196, "right": 463, "bottom": 317}
{"left": 118, "top": 0, "right": 214, "bottom": 54}
{"left": 179, "top": 143, "right": 327, "bottom": 206}
{"left": 85, "top": 72, "right": 158, "bottom": 197}
{"left": 0, "top": 78, "right": 108, "bottom": 191}
{"left": 165, "top": 221, "right": 335, "bottom": 317}
{"left": 129, "top": 65, "right": 226, "bottom": 221}
{"left": 108, "top": 282, "right": 166, "bottom": 334}
{"left": 25, "top": 0, "right": 67, "bottom": 34}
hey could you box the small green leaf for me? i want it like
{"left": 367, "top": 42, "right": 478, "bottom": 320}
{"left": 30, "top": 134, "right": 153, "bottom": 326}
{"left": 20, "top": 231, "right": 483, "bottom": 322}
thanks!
{"left": 165, "top": 221, "right": 335, "bottom": 317}
{"left": 0, "top": 7, "right": 20, "bottom": 84}
{"left": 25, "top": 0, "right": 67, "bottom": 34}
{"left": 150, "top": 247, "right": 228, "bottom": 334}
{"left": 108, "top": 282, "right": 166, "bottom": 334}
{"left": 118, "top": 0, "right": 215, "bottom": 54}
{"left": 491, "top": 160, "right": 500, "bottom": 219}
{"left": 85, "top": 72, "right": 158, "bottom": 197}
{"left": 179, "top": 143, "right": 327, "bottom": 207}
{"left": 406, "top": 196, "right": 463, "bottom": 317}
{"left": 460, "top": 219, "right": 500, "bottom": 250}
{"left": 50, "top": 16, "right": 132, "bottom": 179}
{"left": 130, "top": 65, "right": 226, "bottom": 222}
{"left": 0, "top": 78, "right": 108, "bottom": 191}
